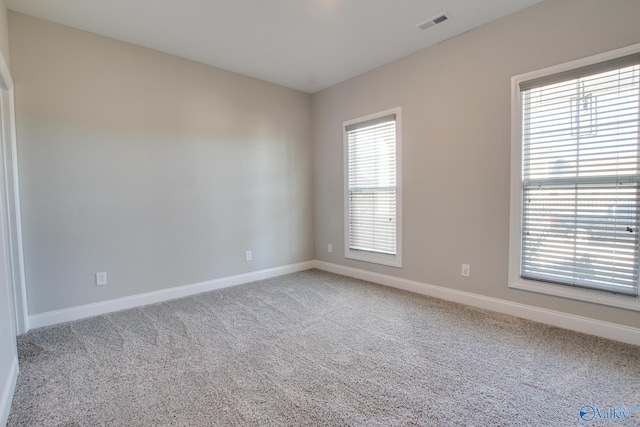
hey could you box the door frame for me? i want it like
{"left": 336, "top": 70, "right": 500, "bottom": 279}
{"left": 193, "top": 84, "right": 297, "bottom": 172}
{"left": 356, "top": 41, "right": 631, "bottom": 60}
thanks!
{"left": 0, "top": 51, "right": 28, "bottom": 335}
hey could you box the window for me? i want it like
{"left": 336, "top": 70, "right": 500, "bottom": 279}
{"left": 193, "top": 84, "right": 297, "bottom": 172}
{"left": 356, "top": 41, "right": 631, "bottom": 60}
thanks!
{"left": 510, "top": 44, "right": 640, "bottom": 310}
{"left": 344, "top": 108, "right": 402, "bottom": 267}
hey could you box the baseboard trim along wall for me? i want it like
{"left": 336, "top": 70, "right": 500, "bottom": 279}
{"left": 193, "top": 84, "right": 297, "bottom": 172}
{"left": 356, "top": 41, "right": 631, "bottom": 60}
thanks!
{"left": 26, "top": 259, "right": 640, "bottom": 346}
{"left": 28, "top": 261, "right": 316, "bottom": 330}
{"left": 314, "top": 261, "right": 640, "bottom": 347}
{"left": 0, "top": 355, "right": 18, "bottom": 427}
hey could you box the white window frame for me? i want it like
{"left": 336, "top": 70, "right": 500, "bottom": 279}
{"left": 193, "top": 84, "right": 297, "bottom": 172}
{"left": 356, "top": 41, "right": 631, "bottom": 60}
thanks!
{"left": 509, "top": 43, "right": 640, "bottom": 311}
{"left": 344, "top": 107, "right": 402, "bottom": 268}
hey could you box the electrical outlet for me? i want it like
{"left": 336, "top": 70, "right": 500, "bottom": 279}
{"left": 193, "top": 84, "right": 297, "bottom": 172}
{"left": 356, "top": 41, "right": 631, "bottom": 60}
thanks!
{"left": 328, "top": 244, "right": 333, "bottom": 253}
{"left": 96, "top": 272, "right": 107, "bottom": 286}
{"left": 461, "top": 264, "right": 470, "bottom": 277}
{"left": 245, "top": 250, "right": 252, "bottom": 261}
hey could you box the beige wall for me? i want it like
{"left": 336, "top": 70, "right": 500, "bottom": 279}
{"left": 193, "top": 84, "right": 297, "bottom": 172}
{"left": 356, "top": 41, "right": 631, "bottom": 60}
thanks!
{"left": 312, "top": 0, "right": 640, "bottom": 328}
{"left": 9, "top": 12, "right": 314, "bottom": 314}
{"left": 0, "top": 0, "right": 7, "bottom": 64}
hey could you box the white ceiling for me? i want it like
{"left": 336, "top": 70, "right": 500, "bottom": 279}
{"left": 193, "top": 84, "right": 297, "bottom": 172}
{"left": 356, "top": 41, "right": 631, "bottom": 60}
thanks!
{"left": 6, "top": 0, "right": 542, "bottom": 93}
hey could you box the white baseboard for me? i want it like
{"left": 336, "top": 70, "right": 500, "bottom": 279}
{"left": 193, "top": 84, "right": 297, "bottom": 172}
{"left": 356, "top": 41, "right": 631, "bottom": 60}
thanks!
{"left": 26, "top": 259, "right": 640, "bottom": 346}
{"left": 0, "top": 354, "right": 18, "bottom": 427}
{"left": 314, "top": 261, "right": 640, "bottom": 346}
{"left": 28, "top": 261, "right": 316, "bottom": 330}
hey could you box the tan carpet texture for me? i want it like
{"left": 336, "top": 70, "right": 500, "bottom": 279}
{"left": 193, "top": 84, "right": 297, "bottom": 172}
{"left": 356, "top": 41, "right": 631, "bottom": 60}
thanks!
{"left": 8, "top": 270, "right": 640, "bottom": 426}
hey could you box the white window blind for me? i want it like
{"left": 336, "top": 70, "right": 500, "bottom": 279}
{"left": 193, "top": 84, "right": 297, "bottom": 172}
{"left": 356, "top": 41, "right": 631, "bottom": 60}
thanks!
{"left": 519, "top": 56, "right": 640, "bottom": 296}
{"left": 346, "top": 114, "right": 397, "bottom": 258}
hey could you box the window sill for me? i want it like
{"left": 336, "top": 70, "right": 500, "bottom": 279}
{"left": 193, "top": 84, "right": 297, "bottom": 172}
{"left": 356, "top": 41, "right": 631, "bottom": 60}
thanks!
{"left": 509, "top": 277, "right": 640, "bottom": 312}
{"left": 346, "top": 250, "right": 402, "bottom": 268}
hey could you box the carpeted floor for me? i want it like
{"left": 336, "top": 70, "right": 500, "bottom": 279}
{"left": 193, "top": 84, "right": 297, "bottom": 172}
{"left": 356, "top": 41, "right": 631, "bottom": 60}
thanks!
{"left": 7, "top": 269, "right": 640, "bottom": 426}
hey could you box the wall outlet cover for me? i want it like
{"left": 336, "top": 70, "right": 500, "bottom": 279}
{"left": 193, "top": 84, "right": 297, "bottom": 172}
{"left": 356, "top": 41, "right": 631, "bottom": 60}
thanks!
{"left": 461, "top": 264, "right": 470, "bottom": 277}
{"left": 96, "top": 272, "right": 107, "bottom": 286}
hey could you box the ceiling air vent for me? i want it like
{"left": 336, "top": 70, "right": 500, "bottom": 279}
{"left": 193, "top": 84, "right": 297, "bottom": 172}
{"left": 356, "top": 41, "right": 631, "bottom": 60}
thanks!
{"left": 417, "top": 13, "right": 449, "bottom": 30}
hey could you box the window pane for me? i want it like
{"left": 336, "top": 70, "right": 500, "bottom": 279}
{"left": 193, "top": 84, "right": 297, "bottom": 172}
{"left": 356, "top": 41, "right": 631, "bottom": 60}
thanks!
{"left": 521, "top": 64, "right": 640, "bottom": 296}
{"left": 347, "top": 118, "right": 397, "bottom": 256}
{"left": 522, "top": 183, "right": 639, "bottom": 295}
